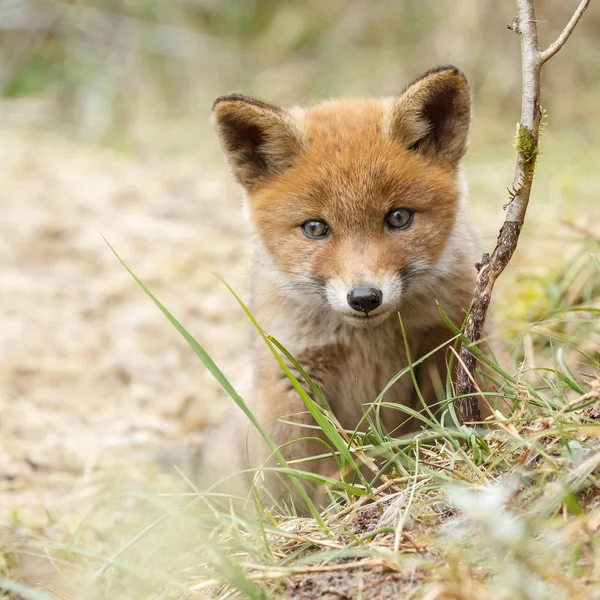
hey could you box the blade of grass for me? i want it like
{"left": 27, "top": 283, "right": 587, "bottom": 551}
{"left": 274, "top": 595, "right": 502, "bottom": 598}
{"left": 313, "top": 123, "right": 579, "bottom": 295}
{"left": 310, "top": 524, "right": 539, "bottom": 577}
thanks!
{"left": 214, "top": 272, "right": 371, "bottom": 494}
{"left": 0, "top": 580, "right": 58, "bottom": 600}
{"left": 103, "top": 236, "right": 326, "bottom": 528}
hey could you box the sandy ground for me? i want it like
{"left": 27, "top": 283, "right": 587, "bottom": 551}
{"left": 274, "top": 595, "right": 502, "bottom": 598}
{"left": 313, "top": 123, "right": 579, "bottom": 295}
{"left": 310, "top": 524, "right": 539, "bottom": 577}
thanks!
{"left": 0, "top": 129, "right": 252, "bottom": 528}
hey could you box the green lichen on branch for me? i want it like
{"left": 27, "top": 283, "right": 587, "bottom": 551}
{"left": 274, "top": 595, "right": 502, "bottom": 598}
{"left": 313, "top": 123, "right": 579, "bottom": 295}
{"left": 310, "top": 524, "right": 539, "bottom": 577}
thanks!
{"left": 514, "top": 106, "right": 546, "bottom": 181}
{"left": 507, "top": 108, "right": 546, "bottom": 208}
{"left": 515, "top": 124, "right": 538, "bottom": 169}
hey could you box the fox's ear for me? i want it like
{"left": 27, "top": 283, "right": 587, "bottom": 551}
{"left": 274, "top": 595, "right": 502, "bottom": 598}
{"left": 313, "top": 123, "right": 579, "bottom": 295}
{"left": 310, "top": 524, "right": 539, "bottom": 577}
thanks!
{"left": 386, "top": 65, "right": 471, "bottom": 165}
{"left": 211, "top": 94, "right": 306, "bottom": 190}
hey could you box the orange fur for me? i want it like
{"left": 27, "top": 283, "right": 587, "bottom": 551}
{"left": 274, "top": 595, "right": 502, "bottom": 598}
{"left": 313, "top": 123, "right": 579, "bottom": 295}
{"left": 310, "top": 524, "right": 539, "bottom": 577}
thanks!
{"left": 212, "top": 66, "right": 483, "bottom": 507}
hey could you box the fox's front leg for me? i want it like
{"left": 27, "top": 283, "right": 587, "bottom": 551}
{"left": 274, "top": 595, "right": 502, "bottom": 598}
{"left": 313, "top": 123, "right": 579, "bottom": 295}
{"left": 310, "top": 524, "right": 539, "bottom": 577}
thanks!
{"left": 248, "top": 361, "right": 339, "bottom": 508}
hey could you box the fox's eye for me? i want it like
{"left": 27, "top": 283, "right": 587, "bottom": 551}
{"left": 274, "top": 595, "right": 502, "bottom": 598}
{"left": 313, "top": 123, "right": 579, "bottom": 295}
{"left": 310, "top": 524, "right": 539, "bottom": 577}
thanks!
{"left": 385, "top": 208, "right": 414, "bottom": 230}
{"left": 301, "top": 220, "right": 329, "bottom": 239}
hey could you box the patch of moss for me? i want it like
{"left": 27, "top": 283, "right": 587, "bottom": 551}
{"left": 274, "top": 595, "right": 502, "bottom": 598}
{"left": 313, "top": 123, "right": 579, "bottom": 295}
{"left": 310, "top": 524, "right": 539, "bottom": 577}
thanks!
{"left": 515, "top": 124, "right": 538, "bottom": 169}
{"left": 514, "top": 107, "right": 547, "bottom": 180}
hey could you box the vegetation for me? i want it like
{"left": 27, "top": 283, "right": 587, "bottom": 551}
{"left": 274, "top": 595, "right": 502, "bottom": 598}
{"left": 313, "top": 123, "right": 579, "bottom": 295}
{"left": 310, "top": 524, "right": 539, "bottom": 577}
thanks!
{"left": 2, "top": 230, "right": 598, "bottom": 598}
{"left": 2, "top": 0, "right": 599, "bottom": 148}
{"left": 105, "top": 244, "right": 600, "bottom": 600}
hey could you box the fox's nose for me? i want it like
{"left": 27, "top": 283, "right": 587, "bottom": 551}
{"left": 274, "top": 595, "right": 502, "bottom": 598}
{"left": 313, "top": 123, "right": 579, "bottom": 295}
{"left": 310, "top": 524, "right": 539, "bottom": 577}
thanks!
{"left": 347, "top": 286, "right": 383, "bottom": 314}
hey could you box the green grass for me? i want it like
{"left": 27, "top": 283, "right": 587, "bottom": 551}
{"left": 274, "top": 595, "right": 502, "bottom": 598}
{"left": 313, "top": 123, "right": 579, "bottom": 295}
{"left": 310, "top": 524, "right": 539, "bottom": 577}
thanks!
{"left": 2, "top": 260, "right": 598, "bottom": 599}
{"left": 115, "top": 227, "right": 600, "bottom": 598}
{"left": 5, "top": 236, "right": 596, "bottom": 600}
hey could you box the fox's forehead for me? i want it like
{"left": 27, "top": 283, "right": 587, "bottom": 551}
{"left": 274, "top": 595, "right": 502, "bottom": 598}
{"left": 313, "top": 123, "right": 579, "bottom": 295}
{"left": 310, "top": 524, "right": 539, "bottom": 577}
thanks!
{"left": 253, "top": 145, "right": 459, "bottom": 227}
{"left": 286, "top": 98, "right": 456, "bottom": 193}
{"left": 290, "top": 98, "right": 391, "bottom": 146}
{"left": 255, "top": 99, "right": 459, "bottom": 216}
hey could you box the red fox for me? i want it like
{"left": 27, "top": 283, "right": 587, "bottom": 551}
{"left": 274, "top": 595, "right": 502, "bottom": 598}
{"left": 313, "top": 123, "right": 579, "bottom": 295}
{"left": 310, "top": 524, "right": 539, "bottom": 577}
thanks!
{"left": 212, "top": 65, "right": 481, "bottom": 503}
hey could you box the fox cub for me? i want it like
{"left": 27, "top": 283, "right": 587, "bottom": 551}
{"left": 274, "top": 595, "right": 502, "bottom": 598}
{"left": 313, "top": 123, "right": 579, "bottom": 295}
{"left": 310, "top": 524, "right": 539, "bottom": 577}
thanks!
{"left": 212, "top": 65, "right": 481, "bottom": 502}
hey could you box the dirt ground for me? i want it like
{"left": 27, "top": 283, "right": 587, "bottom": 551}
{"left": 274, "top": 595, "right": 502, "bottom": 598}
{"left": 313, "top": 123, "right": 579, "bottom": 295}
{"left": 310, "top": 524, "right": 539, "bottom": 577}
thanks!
{"left": 0, "top": 128, "right": 253, "bottom": 530}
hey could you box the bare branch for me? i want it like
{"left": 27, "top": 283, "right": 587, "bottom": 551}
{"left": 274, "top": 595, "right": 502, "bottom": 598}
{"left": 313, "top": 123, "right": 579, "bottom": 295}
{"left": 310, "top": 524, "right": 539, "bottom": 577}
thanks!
{"left": 454, "top": 0, "right": 590, "bottom": 424}
{"left": 540, "top": 0, "right": 592, "bottom": 64}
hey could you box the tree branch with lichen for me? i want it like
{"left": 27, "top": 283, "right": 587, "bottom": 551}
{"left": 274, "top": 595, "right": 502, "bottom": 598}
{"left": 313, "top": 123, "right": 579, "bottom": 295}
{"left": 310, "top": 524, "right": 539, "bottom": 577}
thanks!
{"left": 454, "top": 0, "right": 593, "bottom": 424}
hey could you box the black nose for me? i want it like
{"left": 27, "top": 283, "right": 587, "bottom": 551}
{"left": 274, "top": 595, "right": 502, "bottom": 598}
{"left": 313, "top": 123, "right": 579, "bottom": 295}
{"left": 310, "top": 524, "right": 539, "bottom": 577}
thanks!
{"left": 347, "top": 286, "right": 383, "bottom": 314}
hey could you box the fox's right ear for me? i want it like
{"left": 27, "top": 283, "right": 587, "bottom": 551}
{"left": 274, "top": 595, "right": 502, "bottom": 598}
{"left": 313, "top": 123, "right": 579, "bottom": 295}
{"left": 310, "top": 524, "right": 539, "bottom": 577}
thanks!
{"left": 211, "top": 94, "right": 306, "bottom": 190}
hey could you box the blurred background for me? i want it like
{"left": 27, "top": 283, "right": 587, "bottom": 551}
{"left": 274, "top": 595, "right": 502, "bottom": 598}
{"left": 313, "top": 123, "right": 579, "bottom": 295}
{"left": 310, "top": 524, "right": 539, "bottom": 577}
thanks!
{"left": 1, "top": 0, "right": 599, "bottom": 148}
{"left": 0, "top": 0, "right": 599, "bottom": 592}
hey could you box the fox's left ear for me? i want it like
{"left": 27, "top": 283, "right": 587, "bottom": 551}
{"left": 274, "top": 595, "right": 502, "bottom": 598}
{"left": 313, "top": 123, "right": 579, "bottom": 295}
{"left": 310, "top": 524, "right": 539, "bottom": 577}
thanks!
{"left": 386, "top": 65, "right": 471, "bottom": 165}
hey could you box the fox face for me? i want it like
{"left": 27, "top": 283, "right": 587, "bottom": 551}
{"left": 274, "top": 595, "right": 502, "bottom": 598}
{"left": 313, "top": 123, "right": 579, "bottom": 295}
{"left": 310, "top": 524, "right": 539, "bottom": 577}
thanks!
{"left": 212, "top": 66, "right": 471, "bottom": 327}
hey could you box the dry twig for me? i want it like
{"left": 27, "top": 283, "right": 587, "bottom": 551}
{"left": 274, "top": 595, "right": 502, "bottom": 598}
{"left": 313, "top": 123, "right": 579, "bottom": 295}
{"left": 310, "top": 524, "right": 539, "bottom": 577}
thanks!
{"left": 455, "top": 0, "right": 593, "bottom": 424}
